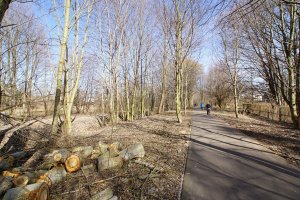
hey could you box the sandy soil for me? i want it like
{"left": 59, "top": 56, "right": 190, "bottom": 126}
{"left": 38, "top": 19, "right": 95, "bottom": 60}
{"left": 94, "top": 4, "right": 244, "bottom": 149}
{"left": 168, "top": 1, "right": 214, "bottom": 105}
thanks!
{"left": 213, "top": 111, "right": 300, "bottom": 168}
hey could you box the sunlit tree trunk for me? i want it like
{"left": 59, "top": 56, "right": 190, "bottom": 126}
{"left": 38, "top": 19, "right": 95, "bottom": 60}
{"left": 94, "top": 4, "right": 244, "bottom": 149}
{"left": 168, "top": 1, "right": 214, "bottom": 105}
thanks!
{"left": 158, "top": 31, "right": 167, "bottom": 114}
{"left": 11, "top": 29, "right": 19, "bottom": 115}
{"left": 174, "top": 0, "right": 182, "bottom": 123}
{"left": 62, "top": 0, "right": 93, "bottom": 135}
{"left": 51, "top": 0, "right": 71, "bottom": 135}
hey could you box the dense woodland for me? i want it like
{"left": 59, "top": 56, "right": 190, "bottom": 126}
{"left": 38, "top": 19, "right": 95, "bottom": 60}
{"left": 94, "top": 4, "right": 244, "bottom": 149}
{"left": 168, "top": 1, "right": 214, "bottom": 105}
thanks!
{"left": 0, "top": 0, "right": 299, "bottom": 136}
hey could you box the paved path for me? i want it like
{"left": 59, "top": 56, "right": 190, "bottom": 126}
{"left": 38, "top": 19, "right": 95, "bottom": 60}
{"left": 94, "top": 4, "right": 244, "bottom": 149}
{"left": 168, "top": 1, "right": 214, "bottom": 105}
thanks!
{"left": 181, "top": 110, "right": 300, "bottom": 200}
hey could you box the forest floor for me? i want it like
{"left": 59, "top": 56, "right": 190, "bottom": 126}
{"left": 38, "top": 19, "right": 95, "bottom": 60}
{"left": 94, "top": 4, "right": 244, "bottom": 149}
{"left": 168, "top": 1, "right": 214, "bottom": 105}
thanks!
{"left": 0, "top": 111, "right": 191, "bottom": 199}
{"left": 213, "top": 111, "right": 300, "bottom": 169}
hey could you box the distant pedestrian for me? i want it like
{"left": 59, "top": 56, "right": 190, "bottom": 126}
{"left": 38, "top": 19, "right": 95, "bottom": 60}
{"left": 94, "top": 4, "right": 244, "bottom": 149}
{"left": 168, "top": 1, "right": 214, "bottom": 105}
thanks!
{"left": 200, "top": 102, "right": 204, "bottom": 110}
{"left": 206, "top": 103, "right": 211, "bottom": 115}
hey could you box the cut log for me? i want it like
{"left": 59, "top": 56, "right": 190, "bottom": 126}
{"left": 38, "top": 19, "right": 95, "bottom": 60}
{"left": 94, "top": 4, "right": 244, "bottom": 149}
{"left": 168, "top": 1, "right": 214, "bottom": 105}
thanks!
{"left": 72, "top": 146, "right": 93, "bottom": 158}
{"left": 37, "top": 161, "right": 58, "bottom": 170}
{"left": 35, "top": 170, "right": 48, "bottom": 178}
{"left": 108, "top": 142, "right": 121, "bottom": 157}
{"left": 98, "top": 156, "right": 123, "bottom": 171}
{"left": 43, "top": 150, "right": 59, "bottom": 160}
{"left": 0, "top": 120, "right": 36, "bottom": 151}
{"left": 23, "top": 172, "right": 38, "bottom": 184}
{"left": 2, "top": 170, "right": 21, "bottom": 178}
{"left": 65, "top": 154, "right": 82, "bottom": 173}
{"left": 53, "top": 149, "right": 70, "bottom": 163}
{"left": 13, "top": 175, "right": 29, "bottom": 187}
{"left": 82, "top": 163, "right": 96, "bottom": 172}
{"left": 90, "top": 187, "right": 113, "bottom": 200}
{"left": 0, "top": 176, "right": 13, "bottom": 196}
{"left": 0, "top": 156, "right": 14, "bottom": 171}
{"left": 13, "top": 172, "right": 38, "bottom": 187}
{"left": 37, "top": 166, "right": 67, "bottom": 187}
{"left": 97, "top": 142, "right": 109, "bottom": 154}
{"left": 119, "top": 143, "right": 145, "bottom": 161}
{"left": 91, "top": 150, "right": 102, "bottom": 159}
{"left": 9, "top": 151, "right": 27, "bottom": 160}
{"left": 2, "top": 182, "right": 49, "bottom": 200}
{"left": 91, "top": 142, "right": 109, "bottom": 159}
{"left": 23, "top": 149, "right": 44, "bottom": 168}
{"left": 11, "top": 167, "right": 32, "bottom": 173}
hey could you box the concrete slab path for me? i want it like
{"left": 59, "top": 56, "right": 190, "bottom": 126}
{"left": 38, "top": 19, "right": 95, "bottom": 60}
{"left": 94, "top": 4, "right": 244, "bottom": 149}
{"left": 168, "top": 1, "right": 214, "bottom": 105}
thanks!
{"left": 181, "top": 110, "right": 300, "bottom": 200}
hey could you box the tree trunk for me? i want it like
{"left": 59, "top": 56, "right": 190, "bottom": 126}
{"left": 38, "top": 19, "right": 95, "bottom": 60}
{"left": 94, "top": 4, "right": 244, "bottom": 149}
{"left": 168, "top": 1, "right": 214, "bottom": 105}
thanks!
{"left": 158, "top": 32, "right": 167, "bottom": 114}
{"left": 11, "top": 30, "right": 19, "bottom": 115}
{"left": 0, "top": 0, "right": 12, "bottom": 24}
{"left": 51, "top": 0, "right": 71, "bottom": 135}
{"left": 175, "top": 0, "right": 182, "bottom": 123}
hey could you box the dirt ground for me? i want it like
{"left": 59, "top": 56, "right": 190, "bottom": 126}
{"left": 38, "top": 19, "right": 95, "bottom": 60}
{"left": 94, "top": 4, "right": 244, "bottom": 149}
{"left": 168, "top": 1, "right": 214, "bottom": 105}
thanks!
{"left": 213, "top": 111, "right": 300, "bottom": 168}
{"left": 0, "top": 111, "right": 191, "bottom": 199}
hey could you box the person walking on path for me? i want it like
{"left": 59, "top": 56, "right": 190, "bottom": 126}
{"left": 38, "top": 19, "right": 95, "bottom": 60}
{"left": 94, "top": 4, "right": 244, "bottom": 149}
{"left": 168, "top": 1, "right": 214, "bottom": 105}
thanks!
{"left": 206, "top": 103, "right": 211, "bottom": 115}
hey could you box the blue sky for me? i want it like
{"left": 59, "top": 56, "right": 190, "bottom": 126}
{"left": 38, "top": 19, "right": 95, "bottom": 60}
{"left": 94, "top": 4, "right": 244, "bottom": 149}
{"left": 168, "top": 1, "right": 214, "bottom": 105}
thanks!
{"left": 12, "top": 0, "right": 221, "bottom": 75}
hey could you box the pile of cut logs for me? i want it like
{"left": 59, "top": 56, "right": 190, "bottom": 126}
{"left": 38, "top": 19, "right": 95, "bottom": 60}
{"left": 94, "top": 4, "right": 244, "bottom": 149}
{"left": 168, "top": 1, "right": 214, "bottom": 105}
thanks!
{"left": 0, "top": 142, "right": 145, "bottom": 200}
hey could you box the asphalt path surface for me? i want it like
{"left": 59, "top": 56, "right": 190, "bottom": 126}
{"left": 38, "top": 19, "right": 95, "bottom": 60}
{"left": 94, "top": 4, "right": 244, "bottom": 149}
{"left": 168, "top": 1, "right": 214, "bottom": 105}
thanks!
{"left": 181, "top": 110, "right": 300, "bottom": 200}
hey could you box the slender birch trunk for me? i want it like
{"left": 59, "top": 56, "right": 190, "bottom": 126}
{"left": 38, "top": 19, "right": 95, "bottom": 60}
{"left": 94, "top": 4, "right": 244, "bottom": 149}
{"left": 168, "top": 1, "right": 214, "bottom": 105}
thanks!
{"left": 174, "top": 0, "right": 182, "bottom": 123}
{"left": 51, "top": 0, "right": 71, "bottom": 135}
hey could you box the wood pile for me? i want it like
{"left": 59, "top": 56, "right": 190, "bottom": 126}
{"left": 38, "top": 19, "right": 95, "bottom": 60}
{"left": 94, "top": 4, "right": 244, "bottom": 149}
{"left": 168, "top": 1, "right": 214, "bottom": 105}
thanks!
{"left": 0, "top": 142, "right": 145, "bottom": 199}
